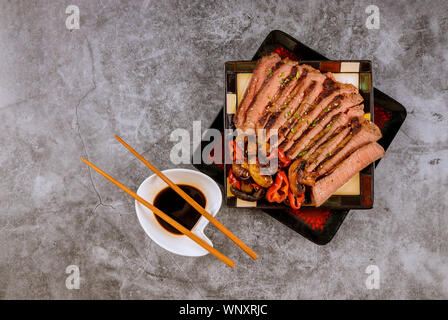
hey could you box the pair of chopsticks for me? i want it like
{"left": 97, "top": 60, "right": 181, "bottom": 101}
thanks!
{"left": 81, "top": 135, "right": 258, "bottom": 268}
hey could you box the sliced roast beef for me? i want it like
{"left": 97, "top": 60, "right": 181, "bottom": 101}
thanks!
{"left": 285, "top": 92, "right": 363, "bottom": 159}
{"left": 242, "top": 59, "right": 297, "bottom": 130}
{"left": 256, "top": 64, "right": 301, "bottom": 129}
{"left": 230, "top": 55, "right": 386, "bottom": 209}
{"left": 264, "top": 65, "right": 326, "bottom": 141}
{"left": 311, "top": 142, "right": 385, "bottom": 207}
{"left": 258, "top": 65, "right": 311, "bottom": 132}
{"left": 274, "top": 70, "right": 328, "bottom": 146}
{"left": 301, "top": 105, "right": 365, "bottom": 161}
{"left": 305, "top": 126, "right": 352, "bottom": 172}
{"left": 317, "top": 119, "right": 382, "bottom": 176}
{"left": 234, "top": 53, "right": 281, "bottom": 128}
{"left": 279, "top": 77, "right": 359, "bottom": 152}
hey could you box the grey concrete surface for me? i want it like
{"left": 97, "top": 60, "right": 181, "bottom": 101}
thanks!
{"left": 0, "top": 0, "right": 447, "bottom": 299}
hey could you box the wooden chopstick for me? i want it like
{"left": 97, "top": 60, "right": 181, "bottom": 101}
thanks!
{"left": 81, "top": 158, "right": 235, "bottom": 268}
{"left": 114, "top": 135, "right": 259, "bottom": 261}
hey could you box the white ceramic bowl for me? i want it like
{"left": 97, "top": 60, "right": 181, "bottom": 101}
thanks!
{"left": 135, "top": 168, "right": 222, "bottom": 257}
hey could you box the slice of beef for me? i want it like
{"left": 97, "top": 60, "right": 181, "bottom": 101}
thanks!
{"left": 305, "top": 126, "right": 352, "bottom": 172}
{"left": 285, "top": 92, "right": 363, "bottom": 159}
{"left": 234, "top": 53, "right": 281, "bottom": 128}
{"left": 274, "top": 70, "right": 328, "bottom": 147}
{"left": 301, "top": 105, "right": 365, "bottom": 161}
{"left": 256, "top": 64, "right": 301, "bottom": 129}
{"left": 264, "top": 65, "right": 326, "bottom": 141}
{"left": 311, "top": 142, "right": 385, "bottom": 207}
{"left": 316, "top": 119, "right": 382, "bottom": 176}
{"left": 279, "top": 76, "right": 359, "bottom": 152}
{"left": 242, "top": 59, "right": 297, "bottom": 130}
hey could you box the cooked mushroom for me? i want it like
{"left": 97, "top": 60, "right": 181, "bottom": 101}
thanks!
{"left": 252, "top": 187, "right": 265, "bottom": 200}
{"left": 232, "top": 163, "right": 250, "bottom": 180}
{"left": 240, "top": 181, "right": 254, "bottom": 194}
{"left": 288, "top": 159, "right": 311, "bottom": 196}
{"left": 230, "top": 185, "right": 265, "bottom": 202}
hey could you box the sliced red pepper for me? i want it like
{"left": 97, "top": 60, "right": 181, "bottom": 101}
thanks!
{"left": 228, "top": 169, "right": 241, "bottom": 190}
{"left": 266, "top": 148, "right": 291, "bottom": 168}
{"left": 228, "top": 140, "right": 243, "bottom": 162}
{"left": 288, "top": 191, "right": 305, "bottom": 210}
{"left": 277, "top": 148, "right": 291, "bottom": 167}
{"left": 266, "top": 171, "right": 289, "bottom": 203}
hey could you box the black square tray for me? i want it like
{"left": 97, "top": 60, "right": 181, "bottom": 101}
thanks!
{"left": 192, "top": 30, "right": 406, "bottom": 245}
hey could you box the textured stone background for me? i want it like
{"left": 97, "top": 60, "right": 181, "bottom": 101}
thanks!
{"left": 0, "top": 0, "right": 447, "bottom": 299}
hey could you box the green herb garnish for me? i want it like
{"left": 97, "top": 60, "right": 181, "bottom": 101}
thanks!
{"left": 296, "top": 71, "right": 300, "bottom": 79}
{"left": 298, "top": 151, "right": 307, "bottom": 157}
{"left": 291, "top": 128, "right": 296, "bottom": 133}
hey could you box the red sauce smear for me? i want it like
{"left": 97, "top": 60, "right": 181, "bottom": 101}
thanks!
{"left": 374, "top": 105, "right": 392, "bottom": 130}
{"left": 273, "top": 46, "right": 299, "bottom": 61}
{"left": 288, "top": 208, "right": 331, "bottom": 231}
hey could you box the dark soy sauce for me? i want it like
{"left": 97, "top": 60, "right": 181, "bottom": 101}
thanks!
{"left": 153, "top": 185, "right": 205, "bottom": 235}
